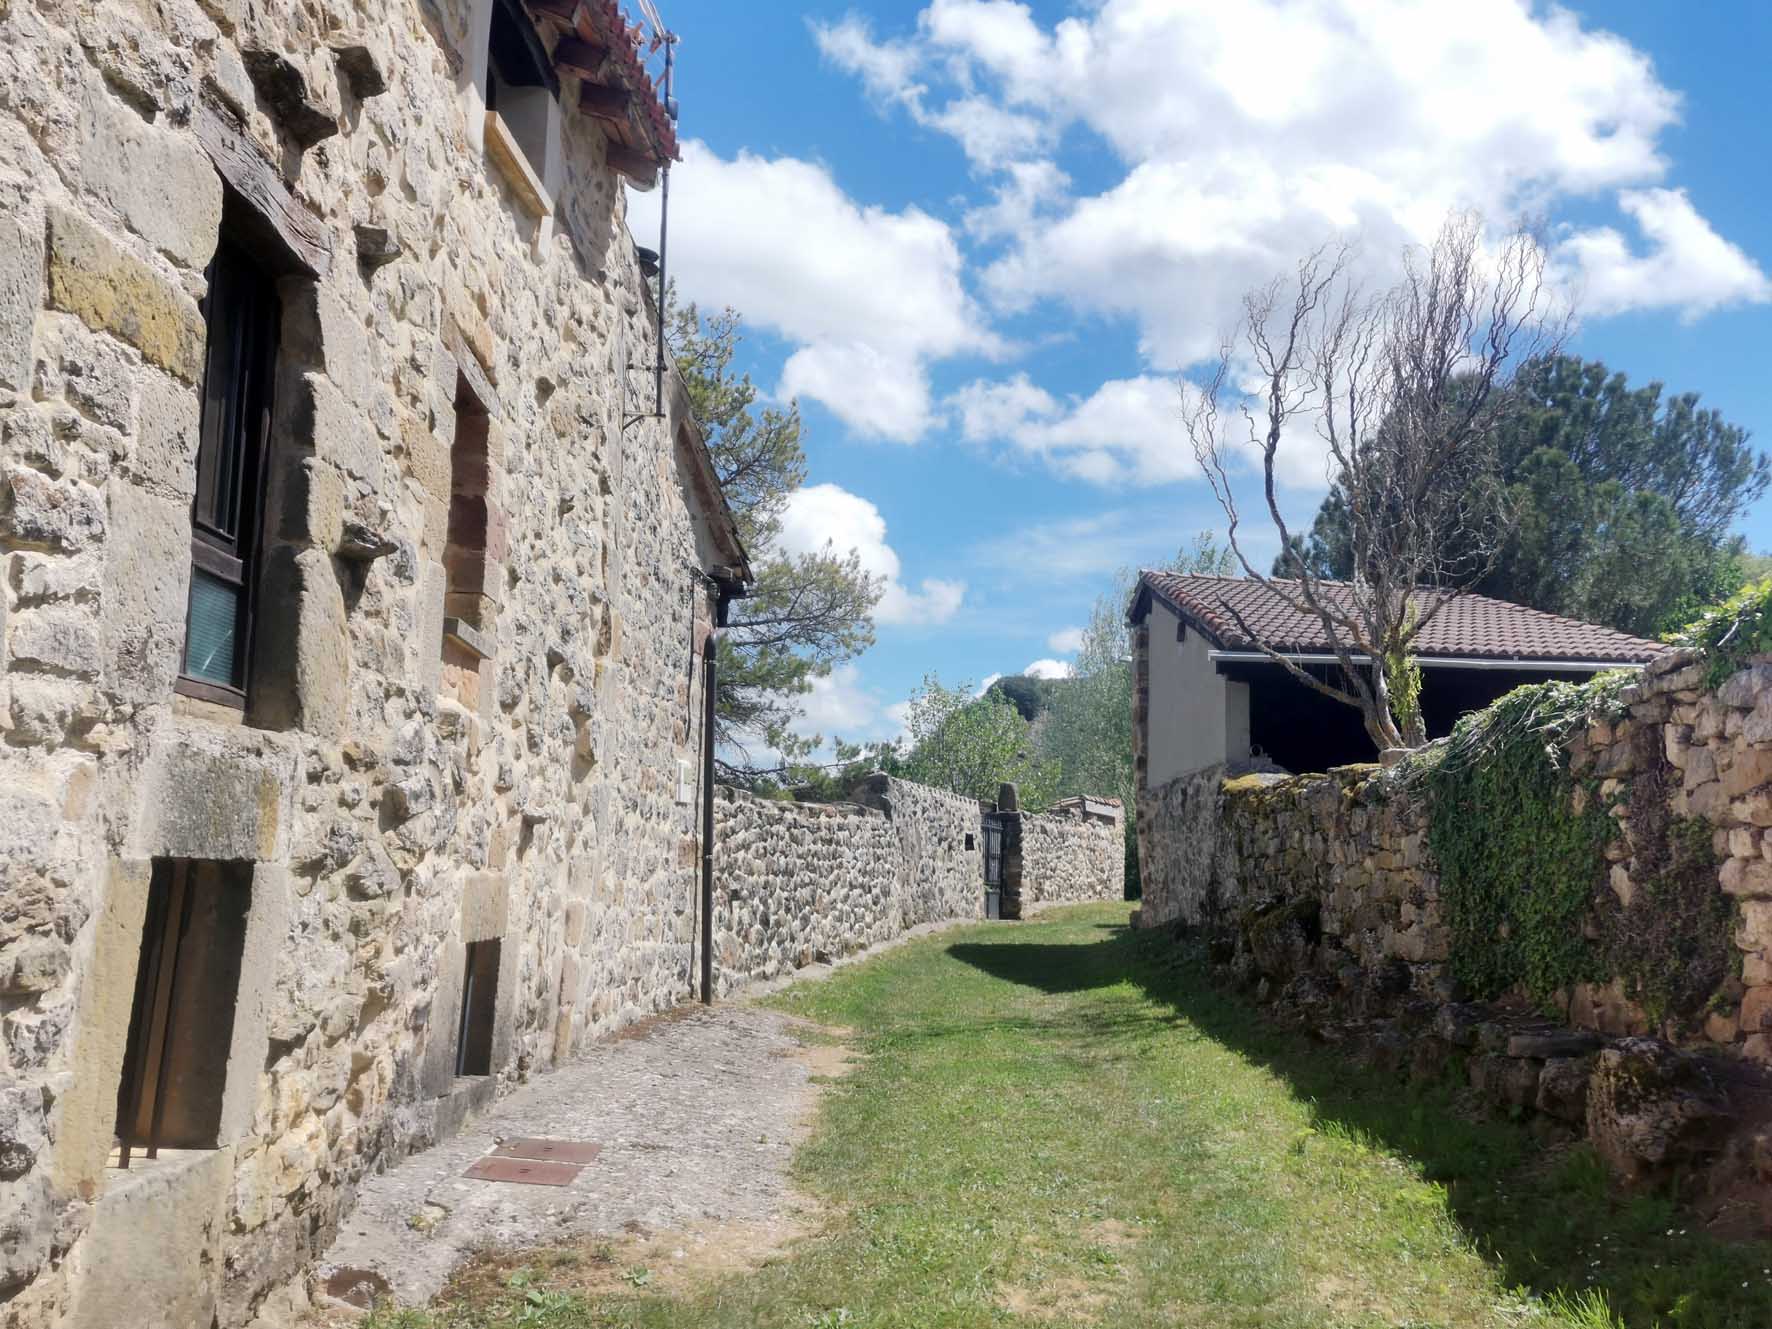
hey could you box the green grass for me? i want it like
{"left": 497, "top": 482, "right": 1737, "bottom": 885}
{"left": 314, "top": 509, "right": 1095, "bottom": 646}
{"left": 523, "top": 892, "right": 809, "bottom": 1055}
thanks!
{"left": 368, "top": 903, "right": 1772, "bottom": 1328}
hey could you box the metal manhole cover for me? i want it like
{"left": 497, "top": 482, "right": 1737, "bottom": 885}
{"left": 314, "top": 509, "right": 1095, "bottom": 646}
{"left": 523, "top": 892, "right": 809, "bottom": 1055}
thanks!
{"left": 492, "top": 1137, "right": 603, "bottom": 1165}
{"left": 463, "top": 1156, "right": 582, "bottom": 1186}
{"left": 321, "top": 1267, "right": 392, "bottom": 1309}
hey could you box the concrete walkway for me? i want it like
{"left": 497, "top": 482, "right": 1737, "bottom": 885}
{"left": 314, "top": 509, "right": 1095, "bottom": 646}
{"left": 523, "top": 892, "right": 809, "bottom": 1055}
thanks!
{"left": 312, "top": 1003, "right": 842, "bottom": 1309}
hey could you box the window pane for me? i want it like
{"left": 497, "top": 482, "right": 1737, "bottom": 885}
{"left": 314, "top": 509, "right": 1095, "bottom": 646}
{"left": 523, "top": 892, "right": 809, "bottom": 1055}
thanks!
{"left": 183, "top": 569, "right": 240, "bottom": 687}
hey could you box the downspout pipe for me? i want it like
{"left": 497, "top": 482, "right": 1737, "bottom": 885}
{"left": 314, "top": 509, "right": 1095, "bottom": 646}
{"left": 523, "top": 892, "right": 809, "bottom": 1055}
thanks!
{"left": 700, "top": 583, "right": 735, "bottom": 1004}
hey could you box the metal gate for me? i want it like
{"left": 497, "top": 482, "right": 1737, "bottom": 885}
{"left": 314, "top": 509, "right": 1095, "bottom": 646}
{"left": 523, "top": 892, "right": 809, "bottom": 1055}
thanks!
{"left": 982, "top": 814, "right": 1004, "bottom": 918}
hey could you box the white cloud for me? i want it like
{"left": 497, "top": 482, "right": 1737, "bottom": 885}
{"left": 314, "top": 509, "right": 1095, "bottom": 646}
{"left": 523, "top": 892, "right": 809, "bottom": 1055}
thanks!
{"left": 1047, "top": 626, "right": 1086, "bottom": 654}
{"left": 1022, "top": 658, "right": 1073, "bottom": 680}
{"left": 974, "top": 673, "right": 1003, "bottom": 698}
{"left": 793, "top": 663, "right": 880, "bottom": 737}
{"left": 627, "top": 140, "right": 996, "bottom": 441}
{"left": 971, "top": 506, "right": 1276, "bottom": 583}
{"left": 776, "top": 483, "right": 966, "bottom": 627}
{"left": 823, "top": 0, "right": 1761, "bottom": 381}
{"left": 1558, "top": 188, "right": 1772, "bottom": 320}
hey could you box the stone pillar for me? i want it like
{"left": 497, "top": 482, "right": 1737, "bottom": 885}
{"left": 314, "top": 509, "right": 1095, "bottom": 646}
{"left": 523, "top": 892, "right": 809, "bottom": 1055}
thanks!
{"left": 999, "top": 811, "right": 1025, "bottom": 921}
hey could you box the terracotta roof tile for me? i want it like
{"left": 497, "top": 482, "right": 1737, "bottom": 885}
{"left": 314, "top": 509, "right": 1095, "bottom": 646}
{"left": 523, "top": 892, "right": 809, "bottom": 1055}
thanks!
{"left": 1136, "top": 573, "right": 1666, "bottom": 665}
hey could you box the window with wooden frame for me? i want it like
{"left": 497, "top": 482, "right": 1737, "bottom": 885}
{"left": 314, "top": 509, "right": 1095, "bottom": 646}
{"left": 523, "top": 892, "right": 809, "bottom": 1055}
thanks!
{"left": 113, "top": 859, "right": 252, "bottom": 1166}
{"left": 455, "top": 937, "right": 501, "bottom": 1077}
{"left": 177, "top": 229, "right": 280, "bottom": 706}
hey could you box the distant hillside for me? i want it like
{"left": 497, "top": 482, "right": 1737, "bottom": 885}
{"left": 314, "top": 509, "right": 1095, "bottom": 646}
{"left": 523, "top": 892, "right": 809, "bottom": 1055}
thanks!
{"left": 985, "top": 674, "right": 1073, "bottom": 723}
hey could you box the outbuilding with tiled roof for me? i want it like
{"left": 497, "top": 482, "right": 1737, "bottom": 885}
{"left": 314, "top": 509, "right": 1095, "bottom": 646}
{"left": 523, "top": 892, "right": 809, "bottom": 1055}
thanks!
{"left": 1128, "top": 572, "right": 1666, "bottom": 782}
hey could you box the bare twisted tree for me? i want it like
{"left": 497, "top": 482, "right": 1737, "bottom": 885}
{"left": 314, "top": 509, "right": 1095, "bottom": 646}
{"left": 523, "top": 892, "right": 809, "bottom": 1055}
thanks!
{"left": 1186, "top": 212, "right": 1568, "bottom": 751}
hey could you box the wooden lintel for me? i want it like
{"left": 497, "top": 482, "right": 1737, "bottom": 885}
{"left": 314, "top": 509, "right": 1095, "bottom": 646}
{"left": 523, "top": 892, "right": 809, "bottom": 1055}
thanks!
{"left": 603, "top": 140, "right": 658, "bottom": 183}
{"left": 552, "top": 37, "right": 608, "bottom": 78}
{"left": 192, "top": 99, "right": 333, "bottom": 279}
{"left": 578, "top": 82, "right": 631, "bottom": 121}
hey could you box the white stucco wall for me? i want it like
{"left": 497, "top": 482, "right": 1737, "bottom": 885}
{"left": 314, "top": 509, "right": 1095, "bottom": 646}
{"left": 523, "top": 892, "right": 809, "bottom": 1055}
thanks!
{"left": 1145, "top": 601, "right": 1250, "bottom": 786}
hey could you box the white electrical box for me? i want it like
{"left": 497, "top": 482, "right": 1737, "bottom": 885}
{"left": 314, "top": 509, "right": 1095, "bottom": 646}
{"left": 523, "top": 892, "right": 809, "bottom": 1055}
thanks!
{"left": 675, "top": 758, "right": 694, "bottom": 805}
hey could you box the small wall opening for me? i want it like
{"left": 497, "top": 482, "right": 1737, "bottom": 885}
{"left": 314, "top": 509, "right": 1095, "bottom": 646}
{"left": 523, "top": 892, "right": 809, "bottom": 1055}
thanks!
{"left": 113, "top": 859, "right": 252, "bottom": 1162}
{"left": 455, "top": 937, "right": 501, "bottom": 1077}
{"left": 483, "top": 0, "right": 557, "bottom": 188}
{"left": 445, "top": 373, "right": 492, "bottom": 629}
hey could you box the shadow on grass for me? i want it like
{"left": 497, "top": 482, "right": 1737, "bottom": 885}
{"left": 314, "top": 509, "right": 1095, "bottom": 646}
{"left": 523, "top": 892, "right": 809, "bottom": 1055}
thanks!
{"left": 948, "top": 922, "right": 1772, "bottom": 1329}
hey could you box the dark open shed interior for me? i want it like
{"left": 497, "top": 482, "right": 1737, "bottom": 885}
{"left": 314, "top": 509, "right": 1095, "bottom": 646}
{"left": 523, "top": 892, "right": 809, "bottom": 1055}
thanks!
{"left": 1218, "top": 660, "right": 1609, "bottom": 775}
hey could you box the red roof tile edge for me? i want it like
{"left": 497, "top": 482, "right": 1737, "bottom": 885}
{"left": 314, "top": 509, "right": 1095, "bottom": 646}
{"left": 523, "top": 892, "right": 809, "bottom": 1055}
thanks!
{"left": 1134, "top": 572, "right": 1667, "bottom": 665}
{"left": 580, "top": 0, "right": 679, "bottom": 162}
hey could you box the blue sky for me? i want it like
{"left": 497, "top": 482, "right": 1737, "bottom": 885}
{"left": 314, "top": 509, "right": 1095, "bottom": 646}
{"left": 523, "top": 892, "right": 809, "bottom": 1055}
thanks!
{"left": 628, "top": 1, "right": 1772, "bottom": 751}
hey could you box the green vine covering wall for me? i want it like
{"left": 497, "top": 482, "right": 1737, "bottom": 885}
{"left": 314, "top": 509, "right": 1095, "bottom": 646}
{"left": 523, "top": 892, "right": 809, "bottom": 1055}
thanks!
{"left": 1666, "top": 576, "right": 1772, "bottom": 689}
{"left": 1601, "top": 792, "right": 1734, "bottom": 1027}
{"left": 1421, "top": 677, "right": 1626, "bottom": 1008}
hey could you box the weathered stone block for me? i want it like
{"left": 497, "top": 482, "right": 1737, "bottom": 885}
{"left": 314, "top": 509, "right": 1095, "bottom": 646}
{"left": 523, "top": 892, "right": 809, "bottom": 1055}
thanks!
{"left": 1536, "top": 1056, "right": 1591, "bottom": 1122}
{"left": 243, "top": 46, "right": 341, "bottom": 146}
{"left": 8, "top": 605, "right": 101, "bottom": 677}
{"left": 403, "top": 413, "right": 451, "bottom": 501}
{"left": 3, "top": 466, "right": 106, "bottom": 553}
{"left": 100, "top": 481, "right": 187, "bottom": 704}
{"left": 250, "top": 545, "right": 349, "bottom": 740}
{"left": 1586, "top": 1037, "right": 1729, "bottom": 1180}
{"left": 289, "top": 372, "right": 381, "bottom": 485}
{"left": 130, "top": 726, "right": 293, "bottom": 861}
{"left": 45, "top": 206, "right": 203, "bottom": 382}
{"left": 1720, "top": 855, "right": 1772, "bottom": 899}
{"left": 0, "top": 205, "right": 44, "bottom": 393}
{"left": 132, "top": 369, "right": 201, "bottom": 501}
{"left": 79, "top": 86, "right": 223, "bottom": 270}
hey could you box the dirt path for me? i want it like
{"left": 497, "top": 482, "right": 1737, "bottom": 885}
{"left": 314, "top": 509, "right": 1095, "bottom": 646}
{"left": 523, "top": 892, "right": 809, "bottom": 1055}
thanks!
{"left": 310, "top": 1004, "right": 851, "bottom": 1312}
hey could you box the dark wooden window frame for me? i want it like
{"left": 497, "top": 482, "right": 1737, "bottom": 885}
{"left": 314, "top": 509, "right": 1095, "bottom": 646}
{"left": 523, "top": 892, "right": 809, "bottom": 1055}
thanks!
{"left": 455, "top": 937, "right": 502, "bottom": 1077}
{"left": 175, "top": 221, "right": 281, "bottom": 709}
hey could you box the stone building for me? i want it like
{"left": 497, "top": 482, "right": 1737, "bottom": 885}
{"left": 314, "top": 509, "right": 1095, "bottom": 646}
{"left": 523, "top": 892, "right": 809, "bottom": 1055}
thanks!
{"left": 0, "top": 0, "right": 752, "bottom": 1322}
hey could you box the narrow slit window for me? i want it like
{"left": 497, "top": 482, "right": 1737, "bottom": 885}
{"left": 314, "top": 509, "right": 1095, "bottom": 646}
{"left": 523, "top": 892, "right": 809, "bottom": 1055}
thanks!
{"left": 455, "top": 937, "right": 501, "bottom": 1077}
{"left": 178, "top": 231, "right": 280, "bottom": 706}
{"left": 444, "top": 374, "right": 492, "bottom": 631}
{"left": 114, "top": 859, "right": 252, "bottom": 1166}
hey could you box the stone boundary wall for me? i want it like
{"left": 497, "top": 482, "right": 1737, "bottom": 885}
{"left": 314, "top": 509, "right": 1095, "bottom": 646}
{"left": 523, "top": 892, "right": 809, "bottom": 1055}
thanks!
{"left": 1135, "top": 649, "right": 1772, "bottom": 1182}
{"left": 712, "top": 788, "right": 914, "bottom": 990}
{"left": 712, "top": 776, "right": 1127, "bottom": 991}
{"left": 1020, "top": 806, "right": 1126, "bottom": 908}
{"left": 712, "top": 775, "right": 983, "bottom": 991}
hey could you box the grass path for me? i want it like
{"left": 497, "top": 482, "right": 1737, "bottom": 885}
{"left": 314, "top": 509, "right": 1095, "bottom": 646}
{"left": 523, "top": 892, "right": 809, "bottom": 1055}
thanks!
{"left": 371, "top": 903, "right": 1772, "bottom": 1328}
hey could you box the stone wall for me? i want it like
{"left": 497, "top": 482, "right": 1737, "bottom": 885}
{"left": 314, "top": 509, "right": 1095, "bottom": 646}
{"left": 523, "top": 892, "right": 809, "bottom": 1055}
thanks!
{"left": 0, "top": 2, "right": 730, "bottom": 1324}
{"left": 711, "top": 789, "right": 906, "bottom": 989}
{"left": 712, "top": 777, "right": 1127, "bottom": 991}
{"left": 711, "top": 775, "right": 983, "bottom": 990}
{"left": 1135, "top": 648, "right": 1772, "bottom": 1183}
{"left": 1019, "top": 803, "right": 1125, "bottom": 908}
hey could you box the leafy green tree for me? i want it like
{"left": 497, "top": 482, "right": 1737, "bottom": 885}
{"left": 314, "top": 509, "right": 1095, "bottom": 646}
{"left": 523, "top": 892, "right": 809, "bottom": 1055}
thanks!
{"left": 672, "top": 303, "right": 882, "bottom": 780}
{"left": 900, "top": 675, "right": 1057, "bottom": 808}
{"left": 1287, "top": 356, "right": 1768, "bottom": 637}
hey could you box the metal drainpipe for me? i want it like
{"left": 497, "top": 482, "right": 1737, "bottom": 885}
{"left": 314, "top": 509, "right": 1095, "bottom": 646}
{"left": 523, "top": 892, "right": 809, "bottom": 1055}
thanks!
{"left": 699, "top": 587, "right": 730, "bottom": 1004}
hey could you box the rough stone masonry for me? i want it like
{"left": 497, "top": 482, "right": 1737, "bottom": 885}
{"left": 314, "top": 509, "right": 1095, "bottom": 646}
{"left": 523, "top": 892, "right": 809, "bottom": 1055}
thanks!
{"left": 0, "top": 4, "right": 1130, "bottom": 1322}
{"left": 0, "top": 0, "right": 739, "bottom": 1322}
{"left": 1136, "top": 647, "right": 1772, "bottom": 1195}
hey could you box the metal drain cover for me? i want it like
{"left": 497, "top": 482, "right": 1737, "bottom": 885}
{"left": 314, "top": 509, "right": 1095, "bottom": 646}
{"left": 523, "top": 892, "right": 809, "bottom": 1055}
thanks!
{"left": 493, "top": 1137, "right": 604, "bottom": 1165}
{"left": 463, "top": 1156, "right": 582, "bottom": 1186}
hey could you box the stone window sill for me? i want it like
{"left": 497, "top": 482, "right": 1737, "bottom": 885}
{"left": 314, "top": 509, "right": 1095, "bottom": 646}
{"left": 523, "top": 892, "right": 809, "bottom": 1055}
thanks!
{"left": 483, "top": 111, "right": 552, "bottom": 220}
{"left": 103, "top": 1145, "right": 217, "bottom": 1194}
{"left": 443, "top": 616, "right": 492, "bottom": 661}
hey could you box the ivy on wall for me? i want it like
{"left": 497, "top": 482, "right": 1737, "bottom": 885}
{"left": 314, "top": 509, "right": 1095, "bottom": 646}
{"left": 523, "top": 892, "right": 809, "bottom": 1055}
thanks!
{"left": 1420, "top": 677, "right": 1626, "bottom": 1008}
{"left": 1600, "top": 742, "right": 1735, "bottom": 1027}
{"left": 1666, "top": 576, "right": 1772, "bottom": 689}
